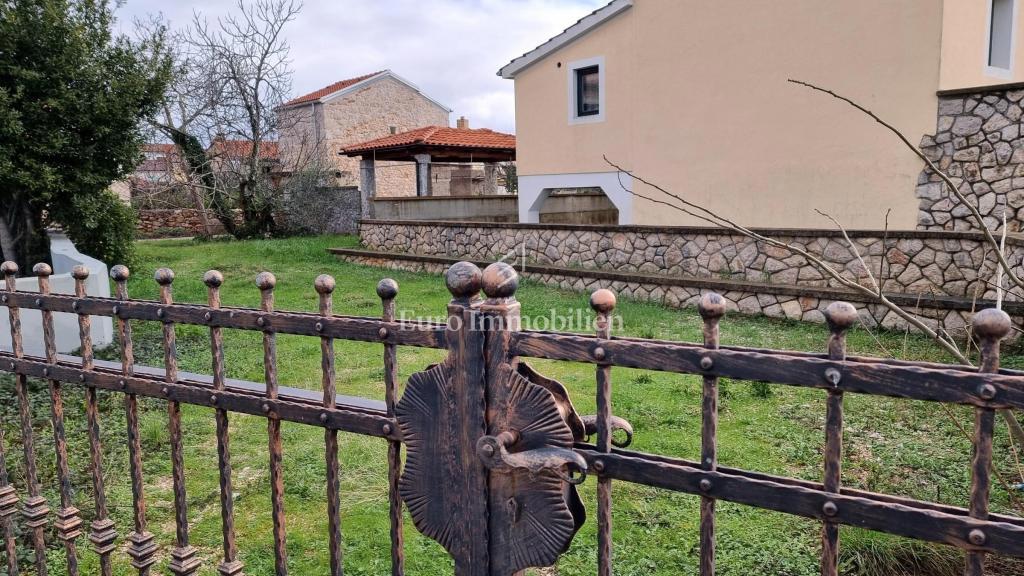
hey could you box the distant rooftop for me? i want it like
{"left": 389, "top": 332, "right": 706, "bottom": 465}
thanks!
{"left": 342, "top": 126, "right": 515, "bottom": 162}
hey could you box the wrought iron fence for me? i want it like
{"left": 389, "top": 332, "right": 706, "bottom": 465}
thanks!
{"left": 0, "top": 258, "right": 1020, "bottom": 576}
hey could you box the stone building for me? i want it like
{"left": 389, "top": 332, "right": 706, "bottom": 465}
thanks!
{"left": 276, "top": 70, "right": 451, "bottom": 197}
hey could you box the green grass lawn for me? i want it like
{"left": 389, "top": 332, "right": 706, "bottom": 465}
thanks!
{"left": 2, "top": 234, "right": 1023, "bottom": 575}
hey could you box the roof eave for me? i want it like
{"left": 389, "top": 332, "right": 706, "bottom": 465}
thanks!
{"left": 320, "top": 70, "right": 453, "bottom": 113}
{"left": 497, "top": 0, "right": 633, "bottom": 79}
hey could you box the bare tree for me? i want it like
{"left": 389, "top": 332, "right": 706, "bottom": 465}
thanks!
{"left": 190, "top": 0, "right": 301, "bottom": 236}
{"left": 603, "top": 79, "right": 1024, "bottom": 449}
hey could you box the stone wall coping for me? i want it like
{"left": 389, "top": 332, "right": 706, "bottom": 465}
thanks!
{"left": 936, "top": 81, "right": 1024, "bottom": 98}
{"left": 372, "top": 195, "right": 517, "bottom": 203}
{"left": 359, "top": 219, "right": 1024, "bottom": 245}
{"left": 329, "top": 247, "right": 1022, "bottom": 315}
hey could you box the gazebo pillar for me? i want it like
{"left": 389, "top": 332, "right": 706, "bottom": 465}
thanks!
{"left": 359, "top": 157, "right": 376, "bottom": 219}
{"left": 414, "top": 153, "right": 431, "bottom": 197}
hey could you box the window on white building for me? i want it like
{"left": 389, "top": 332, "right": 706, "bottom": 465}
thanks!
{"left": 989, "top": 0, "right": 1015, "bottom": 71}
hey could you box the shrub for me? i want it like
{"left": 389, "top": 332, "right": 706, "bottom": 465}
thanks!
{"left": 56, "top": 190, "right": 137, "bottom": 268}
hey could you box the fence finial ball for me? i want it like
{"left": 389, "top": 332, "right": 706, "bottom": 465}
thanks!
{"left": 375, "top": 278, "right": 397, "bottom": 300}
{"left": 255, "top": 271, "right": 277, "bottom": 291}
{"left": 203, "top": 270, "right": 224, "bottom": 288}
{"left": 109, "top": 265, "right": 130, "bottom": 282}
{"left": 71, "top": 265, "right": 90, "bottom": 280}
{"left": 32, "top": 263, "right": 52, "bottom": 277}
{"left": 314, "top": 274, "right": 337, "bottom": 295}
{"left": 698, "top": 292, "right": 726, "bottom": 320}
{"left": 445, "top": 261, "right": 482, "bottom": 299}
{"left": 824, "top": 301, "right": 858, "bottom": 332}
{"left": 482, "top": 262, "right": 518, "bottom": 299}
{"left": 590, "top": 289, "right": 617, "bottom": 314}
{"left": 0, "top": 261, "right": 17, "bottom": 276}
{"left": 973, "top": 308, "right": 1012, "bottom": 340}
{"left": 154, "top": 268, "right": 175, "bottom": 285}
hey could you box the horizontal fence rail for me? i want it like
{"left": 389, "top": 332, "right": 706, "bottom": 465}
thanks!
{"left": 0, "top": 258, "right": 1021, "bottom": 576}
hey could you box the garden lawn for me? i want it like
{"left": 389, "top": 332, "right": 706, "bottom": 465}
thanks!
{"left": 3, "top": 235, "right": 1023, "bottom": 576}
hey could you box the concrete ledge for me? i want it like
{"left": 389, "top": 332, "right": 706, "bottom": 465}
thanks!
{"left": 329, "top": 248, "right": 1019, "bottom": 330}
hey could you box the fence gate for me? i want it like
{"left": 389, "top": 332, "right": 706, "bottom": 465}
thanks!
{"left": 0, "top": 258, "right": 1023, "bottom": 576}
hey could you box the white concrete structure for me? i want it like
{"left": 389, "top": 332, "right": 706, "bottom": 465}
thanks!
{"left": 1, "top": 233, "right": 113, "bottom": 356}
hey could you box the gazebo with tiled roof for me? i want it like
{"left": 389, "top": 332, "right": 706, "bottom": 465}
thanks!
{"left": 341, "top": 122, "right": 516, "bottom": 206}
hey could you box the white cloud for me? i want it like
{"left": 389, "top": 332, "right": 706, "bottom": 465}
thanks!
{"left": 115, "top": 0, "right": 607, "bottom": 133}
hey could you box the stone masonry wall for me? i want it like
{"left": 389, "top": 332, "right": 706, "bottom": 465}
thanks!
{"left": 359, "top": 220, "right": 1024, "bottom": 304}
{"left": 277, "top": 75, "right": 450, "bottom": 197}
{"left": 137, "top": 209, "right": 230, "bottom": 238}
{"left": 323, "top": 76, "right": 449, "bottom": 196}
{"left": 918, "top": 87, "right": 1024, "bottom": 231}
{"left": 335, "top": 252, "right": 1019, "bottom": 334}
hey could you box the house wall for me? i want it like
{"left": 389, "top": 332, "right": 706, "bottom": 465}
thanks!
{"left": 512, "top": 0, "right": 945, "bottom": 229}
{"left": 940, "top": 0, "right": 1024, "bottom": 90}
{"left": 321, "top": 76, "right": 450, "bottom": 196}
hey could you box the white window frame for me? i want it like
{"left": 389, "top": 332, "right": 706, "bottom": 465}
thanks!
{"left": 985, "top": 0, "right": 1017, "bottom": 78}
{"left": 567, "top": 56, "right": 606, "bottom": 125}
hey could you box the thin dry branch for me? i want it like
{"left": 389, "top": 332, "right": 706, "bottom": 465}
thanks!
{"left": 787, "top": 79, "right": 1024, "bottom": 295}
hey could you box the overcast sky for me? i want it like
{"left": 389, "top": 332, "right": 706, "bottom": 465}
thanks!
{"left": 114, "top": 0, "right": 607, "bottom": 134}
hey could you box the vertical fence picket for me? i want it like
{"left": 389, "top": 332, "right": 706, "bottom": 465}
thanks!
{"left": 697, "top": 293, "right": 726, "bottom": 576}
{"left": 38, "top": 264, "right": 82, "bottom": 574}
{"left": 820, "top": 302, "right": 856, "bottom": 576}
{"left": 111, "top": 266, "right": 158, "bottom": 575}
{"left": 72, "top": 266, "right": 116, "bottom": 576}
{"left": 157, "top": 269, "right": 201, "bottom": 576}
{"left": 316, "top": 274, "right": 344, "bottom": 576}
{"left": 591, "top": 289, "right": 617, "bottom": 576}
{"left": 3, "top": 262, "right": 50, "bottom": 575}
{"left": 257, "top": 272, "right": 289, "bottom": 576}
{"left": 966, "top": 308, "right": 1010, "bottom": 576}
{"left": 377, "top": 278, "right": 404, "bottom": 576}
{"left": 205, "top": 271, "right": 243, "bottom": 576}
{"left": 0, "top": 262, "right": 21, "bottom": 576}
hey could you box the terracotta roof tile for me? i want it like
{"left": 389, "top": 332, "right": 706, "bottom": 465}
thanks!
{"left": 281, "top": 71, "right": 385, "bottom": 107}
{"left": 343, "top": 126, "right": 515, "bottom": 155}
{"left": 143, "top": 143, "right": 177, "bottom": 154}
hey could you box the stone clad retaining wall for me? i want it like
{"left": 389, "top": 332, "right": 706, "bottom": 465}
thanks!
{"left": 352, "top": 220, "right": 1024, "bottom": 333}
{"left": 918, "top": 86, "right": 1024, "bottom": 231}
{"left": 136, "top": 209, "right": 228, "bottom": 238}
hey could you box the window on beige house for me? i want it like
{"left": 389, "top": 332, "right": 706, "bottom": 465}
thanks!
{"left": 989, "top": 0, "right": 1015, "bottom": 71}
{"left": 568, "top": 56, "right": 605, "bottom": 124}
{"left": 575, "top": 66, "right": 600, "bottom": 116}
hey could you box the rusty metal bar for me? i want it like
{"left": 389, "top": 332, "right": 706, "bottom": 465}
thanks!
{"left": 697, "top": 293, "right": 725, "bottom": 576}
{"left": 0, "top": 353, "right": 395, "bottom": 436}
{"left": 258, "top": 272, "right": 289, "bottom": 576}
{"left": 590, "top": 288, "right": 616, "bottom": 576}
{"left": 377, "top": 278, "right": 404, "bottom": 576}
{"left": 111, "top": 266, "right": 158, "bottom": 575}
{"left": 0, "top": 263, "right": 20, "bottom": 576}
{"left": 0, "top": 424, "right": 18, "bottom": 576}
{"left": 510, "top": 332, "right": 1024, "bottom": 411}
{"left": 966, "top": 308, "right": 1010, "bottom": 575}
{"left": 820, "top": 303, "right": 856, "bottom": 576}
{"left": 317, "top": 275, "right": 344, "bottom": 576}
{"left": 72, "top": 266, "right": 116, "bottom": 576}
{"left": 205, "top": 271, "right": 243, "bottom": 576}
{"left": 2, "top": 262, "right": 51, "bottom": 576}
{"left": 37, "top": 263, "right": 82, "bottom": 575}
{"left": 577, "top": 447, "right": 1024, "bottom": 557}
{"left": 158, "top": 269, "right": 200, "bottom": 576}
{"left": 1, "top": 291, "right": 447, "bottom": 349}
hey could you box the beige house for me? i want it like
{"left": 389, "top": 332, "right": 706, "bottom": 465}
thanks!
{"left": 500, "top": 0, "right": 1024, "bottom": 230}
{"left": 277, "top": 70, "right": 451, "bottom": 197}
